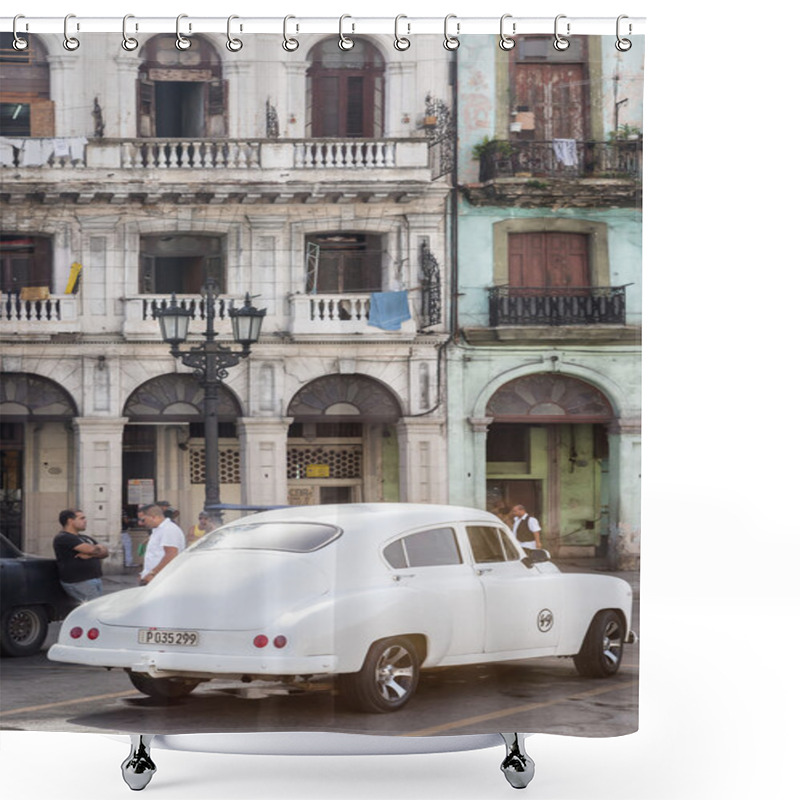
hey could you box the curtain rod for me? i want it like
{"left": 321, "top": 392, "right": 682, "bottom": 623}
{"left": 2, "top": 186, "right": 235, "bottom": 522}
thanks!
{"left": 1, "top": 16, "right": 646, "bottom": 37}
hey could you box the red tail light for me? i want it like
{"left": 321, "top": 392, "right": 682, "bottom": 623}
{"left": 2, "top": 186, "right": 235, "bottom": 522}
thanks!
{"left": 253, "top": 635, "right": 269, "bottom": 648}
{"left": 273, "top": 635, "right": 287, "bottom": 649}
{"left": 87, "top": 628, "right": 99, "bottom": 640}
{"left": 70, "top": 627, "right": 83, "bottom": 639}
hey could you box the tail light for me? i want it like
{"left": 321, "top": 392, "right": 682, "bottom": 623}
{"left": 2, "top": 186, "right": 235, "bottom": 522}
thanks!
{"left": 273, "top": 635, "right": 287, "bottom": 649}
{"left": 70, "top": 627, "right": 83, "bottom": 639}
{"left": 253, "top": 635, "right": 269, "bottom": 648}
{"left": 87, "top": 628, "right": 100, "bottom": 640}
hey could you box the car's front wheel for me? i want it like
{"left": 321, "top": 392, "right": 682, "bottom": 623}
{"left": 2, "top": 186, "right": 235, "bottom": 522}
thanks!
{"left": 573, "top": 610, "right": 625, "bottom": 678}
{"left": 340, "top": 636, "right": 420, "bottom": 713}
{"left": 126, "top": 670, "right": 202, "bottom": 699}
{"left": 0, "top": 605, "right": 49, "bottom": 657}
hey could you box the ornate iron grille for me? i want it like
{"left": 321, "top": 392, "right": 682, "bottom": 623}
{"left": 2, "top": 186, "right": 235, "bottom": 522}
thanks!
{"left": 190, "top": 447, "right": 241, "bottom": 484}
{"left": 488, "top": 286, "right": 627, "bottom": 326}
{"left": 419, "top": 241, "right": 442, "bottom": 329}
{"left": 286, "top": 445, "right": 362, "bottom": 480}
{"left": 266, "top": 99, "right": 279, "bottom": 139}
{"left": 424, "top": 93, "right": 455, "bottom": 180}
{"left": 479, "top": 140, "right": 642, "bottom": 182}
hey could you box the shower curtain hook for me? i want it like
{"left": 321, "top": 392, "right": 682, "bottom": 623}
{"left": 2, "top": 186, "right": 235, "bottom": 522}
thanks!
{"left": 394, "top": 15, "right": 411, "bottom": 51}
{"left": 176, "top": 14, "right": 191, "bottom": 50}
{"left": 12, "top": 15, "right": 29, "bottom": 51}
{"left": 282, "top": 15, "right": 299, "bottom": 52}
{"left": 499, "top": 14, "right": 515, "bottom": 50}
{"left": 226, "top": 15, "right": 243, "bottom": 51}
{"left": 63, "top": 14, "right": 80, "bottom": 51}
{"left": 615, "top": 15, "right": 633, "bottom": 51}
{"left": 444, "top": 14, "right": 460, "bottom": 51}
{"left": 553, "top": 14, "right": 570, "bottom": 51}
{"left": 122, "top": 14, "right": 139, "bottom": 51}
{"left": 339, "top": 14, "right": 354, "bottom": 50}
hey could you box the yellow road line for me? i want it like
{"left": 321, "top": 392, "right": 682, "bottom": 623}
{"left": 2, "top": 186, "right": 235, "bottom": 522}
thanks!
{"left": 405, "top": 680, "right": 638, "bottom": 737}
{"left": 0, "top": 690, "right": 139, "bottom": 717}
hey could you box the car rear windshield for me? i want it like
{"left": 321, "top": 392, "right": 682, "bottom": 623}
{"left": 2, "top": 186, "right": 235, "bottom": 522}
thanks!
{"left": 190, "top": 522, "right": 341, "bottom": 553}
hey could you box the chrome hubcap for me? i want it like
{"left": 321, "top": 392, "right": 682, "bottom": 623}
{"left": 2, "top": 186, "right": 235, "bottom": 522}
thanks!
{"left": 601, "top": 619, "right": 622, "bottom": 667}
{"left": 375, "top": 644, "right": 414, "bottom": 702}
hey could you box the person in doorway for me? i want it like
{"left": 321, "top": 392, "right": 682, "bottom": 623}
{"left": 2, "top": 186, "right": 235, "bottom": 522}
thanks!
{"left": 53, "top": 509, "right": 108, "bottom": 602}
{"left": 186, "top": 510, "right": 217, "bottom": 545}
{"left": 510, "top": 504, "right": 543, "bottom": 552}
{"left": 138, "top": 503, "right": 185, "bottom": 586}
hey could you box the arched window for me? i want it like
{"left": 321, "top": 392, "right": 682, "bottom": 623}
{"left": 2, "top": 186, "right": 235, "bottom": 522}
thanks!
{"left": 0, "top": 33, "right": 52, "bottom": 137}
{"left": 138, "top": 35, "right": 226, "bottom": 138}
{"left": 307, "top": 38, "right": 385, "bottom": 138}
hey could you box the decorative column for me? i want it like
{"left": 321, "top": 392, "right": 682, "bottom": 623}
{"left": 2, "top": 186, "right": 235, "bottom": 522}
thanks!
{"left": 72, "top": 418, "right": 127, "bottom": 571}
{"left": 466, "top": 416, "right": 494, "bottom": 510}
{"left": 606, "top": 419, "right": 642, "bottom": 570}
{"left": 237, "top": 417, "right": 293, "bottom": 506}
{"left": 397, "top": 417, "right": 447, "bottom": 504}
{"left": 113, "top": 55, "right": 143, "bottom": 138}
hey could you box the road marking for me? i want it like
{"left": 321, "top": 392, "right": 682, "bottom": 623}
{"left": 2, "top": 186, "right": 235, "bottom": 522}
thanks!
{"left": 0, "top": 690, "right": 139, "bottom": 717}
{"left": 405, "top": 680, "right": 638, "bottom": 736}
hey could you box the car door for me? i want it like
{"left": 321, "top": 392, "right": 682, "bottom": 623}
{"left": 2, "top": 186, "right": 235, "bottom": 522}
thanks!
{"left": 465, "top": 525, "right": 563, "bottom": 655}
{"left": 383, "top": 526, "right": 485, "bottom": 658}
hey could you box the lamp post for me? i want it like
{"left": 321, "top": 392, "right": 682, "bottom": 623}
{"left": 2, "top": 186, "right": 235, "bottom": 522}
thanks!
{"left": 155, "top": 279, "right": 265, "bottom": 525}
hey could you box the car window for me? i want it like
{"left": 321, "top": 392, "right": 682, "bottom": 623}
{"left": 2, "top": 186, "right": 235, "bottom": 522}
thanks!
{"left": 190, "top": 522, "right": 341, "bottom": 553}
{"left": 383, "top": 527, "right": 462, "bottom": 569}
{"left": 466, "top": 526, "right": 515, "bottom": 564}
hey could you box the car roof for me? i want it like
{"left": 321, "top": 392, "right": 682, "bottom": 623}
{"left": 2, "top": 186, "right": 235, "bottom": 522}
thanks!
{"left": 223, "top": 503, "right": 504, "bottom": 534}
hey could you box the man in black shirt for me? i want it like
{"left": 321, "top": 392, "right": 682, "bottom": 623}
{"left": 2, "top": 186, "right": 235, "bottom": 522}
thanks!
{"left": 53, "top": 509, "right": 108, "bottom": 602}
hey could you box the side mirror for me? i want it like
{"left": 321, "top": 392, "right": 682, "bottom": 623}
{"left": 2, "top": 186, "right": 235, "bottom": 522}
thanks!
{"left": 521, "top": 549, "right": 551, "bottom": 568}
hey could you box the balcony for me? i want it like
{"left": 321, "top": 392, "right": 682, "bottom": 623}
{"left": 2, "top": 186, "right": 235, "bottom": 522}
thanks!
{"left": 288, "top": 293, "right": 417, "bottom": 337}
{"left": 123, "top": 294, "right": 233, "bottom": 340}
{"left": 0, "top": 292, "right": 79, "bottom": 337}
{"left": 464, "top": 139, "right": 642, "bottom": 209}
{"left": 488, "top": 285, "right": 628, "bottom": 327}
{"left": 1, "top": 137, "right": 433, "bottom": 205}
{"left": 479, "top": 139, "right": 642, "bottom": 182}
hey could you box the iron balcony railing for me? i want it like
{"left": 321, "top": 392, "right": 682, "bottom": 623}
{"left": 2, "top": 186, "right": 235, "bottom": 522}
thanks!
{"left": 488, "top": 285, "right": 628, "bottom": 327}
{"left": 479, "top": 139, "right": 642, "bottom": 182}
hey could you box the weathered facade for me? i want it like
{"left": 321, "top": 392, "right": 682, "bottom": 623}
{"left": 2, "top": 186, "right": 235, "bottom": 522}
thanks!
{"left": 448, "top": 35, "right": 643, "bottom": 568}
{"left": 1, "top": 32, "right": 453, "bottom": 565}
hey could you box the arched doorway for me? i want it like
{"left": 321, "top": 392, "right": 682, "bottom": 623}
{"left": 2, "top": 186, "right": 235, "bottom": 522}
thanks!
{"left": 122, "top": 374, "right": 242, "bottom": 524}
{"left": 286, "top": 374, "right": 401, "bottom": 505}
{"left": 137, "top": 34, "right": 225, "bottom": 138}
{"left": 0, "top": 373, "right": 78, "bottom": 549}
{"left": 307, "top": 38, "right": 385, "bottom": 138}
{"left": 484, "top": 373, "right": 615, "bottom": 556}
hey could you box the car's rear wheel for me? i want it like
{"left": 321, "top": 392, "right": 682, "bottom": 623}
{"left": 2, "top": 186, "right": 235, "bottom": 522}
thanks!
{"left": 0, "top": 605, "right": 49, "bottom": 657}
{"left": 573, "top": 610, "right": 625, "bottom": 678}
{"left": 127, "top": 670, "right": 202, "bottom": 699}
{"left": 340, "top": 636, "right": 420, "bottom": 713}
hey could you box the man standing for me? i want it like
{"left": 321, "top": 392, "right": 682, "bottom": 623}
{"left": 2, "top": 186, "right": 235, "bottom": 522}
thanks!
{"left": 138, "top": 503, "right": 185, "bottom": 585}
{"left": 53, "top": 509, "right": 108, "bottom": 602}
{"left": 511, "top": 504, "right": 543, "bottom": 552}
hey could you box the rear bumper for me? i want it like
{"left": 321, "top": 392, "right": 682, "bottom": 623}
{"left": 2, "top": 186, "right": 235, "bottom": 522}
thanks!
{"left": 48, "top": 644, "right": 337, "bottom": 677}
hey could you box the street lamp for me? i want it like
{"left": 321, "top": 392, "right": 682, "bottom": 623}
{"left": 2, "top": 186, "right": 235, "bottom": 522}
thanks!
{"left": 155, "top": 279, "right": 266, "bottom": 525}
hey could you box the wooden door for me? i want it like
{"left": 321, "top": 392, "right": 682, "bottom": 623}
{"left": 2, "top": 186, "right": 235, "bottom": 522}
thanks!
{"left": 514, "top": 63, "right": 587, "bottom": 141}
{"left": 508, "top": 232, "right": 589, "bottom": 288}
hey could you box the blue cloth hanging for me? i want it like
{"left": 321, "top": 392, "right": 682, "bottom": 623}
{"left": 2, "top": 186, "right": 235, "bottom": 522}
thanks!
{"left": 367, "top": 291, "right": 412, "bottom": 330}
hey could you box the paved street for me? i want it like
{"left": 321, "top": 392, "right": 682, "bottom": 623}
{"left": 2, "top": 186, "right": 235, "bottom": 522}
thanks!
{"left": 1, "top": 563, "right": 638, "bottom": 738}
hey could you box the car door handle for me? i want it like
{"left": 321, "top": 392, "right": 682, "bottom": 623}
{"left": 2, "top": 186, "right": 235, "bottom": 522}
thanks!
{"left": 475, "top": 567, "right": 493, "bottom": 576}
{"left": 392, "top": 573, "right": 416, "bottom": 582}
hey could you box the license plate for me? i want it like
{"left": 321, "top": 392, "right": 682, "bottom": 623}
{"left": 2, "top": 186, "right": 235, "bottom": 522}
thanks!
{"left": 138, "top": 629, "right": 199, "bottom": 646}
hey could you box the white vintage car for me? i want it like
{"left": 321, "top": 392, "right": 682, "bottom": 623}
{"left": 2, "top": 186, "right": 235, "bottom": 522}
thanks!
{"left": 48, "top": 504, "right": 636, "bottom": 712}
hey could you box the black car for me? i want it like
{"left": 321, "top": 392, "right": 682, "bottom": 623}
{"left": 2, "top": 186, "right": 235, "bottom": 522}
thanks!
{"left": 0, "top": 533, "right": 78, "bottom": 656}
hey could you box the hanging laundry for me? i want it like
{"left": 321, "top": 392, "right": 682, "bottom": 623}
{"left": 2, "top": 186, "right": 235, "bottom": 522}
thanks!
{"left": 20, "top": 138, "right": 54, "bottom": 166}
{"left": 0, "top": 137, "right": 20, "bottom": 167}
{"left": 367, "top": 291, "right": 412, "bottom": 331}
{"left": 552, "top": 138, "right": 578, "bottom": 167}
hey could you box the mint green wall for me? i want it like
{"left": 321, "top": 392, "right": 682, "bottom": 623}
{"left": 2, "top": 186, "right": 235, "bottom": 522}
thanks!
{"left": 457, "top": 202, "right": 642, "bottom": 327}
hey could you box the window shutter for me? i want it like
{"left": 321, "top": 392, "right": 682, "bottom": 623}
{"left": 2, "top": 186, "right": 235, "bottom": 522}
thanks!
{"left": 29, "top": 100, "right": 55, "bottom": 137}
{"left": 137, "top": 79, "right": 154, "bottom": 137}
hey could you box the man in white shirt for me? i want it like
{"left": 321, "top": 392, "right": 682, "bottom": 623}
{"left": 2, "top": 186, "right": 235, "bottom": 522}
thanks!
{"left": 138, "top": 503, "right": 185, "bottom": 585}
{"left": 511, "top": 504, "right": 543, "bottom": 551}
